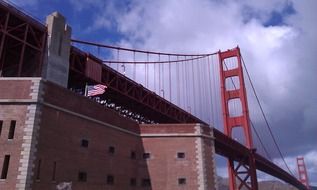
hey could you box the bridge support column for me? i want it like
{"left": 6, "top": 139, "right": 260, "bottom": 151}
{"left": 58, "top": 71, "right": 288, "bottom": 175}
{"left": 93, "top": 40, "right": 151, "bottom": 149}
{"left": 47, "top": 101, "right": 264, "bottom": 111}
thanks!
{"left": 218, "top": 47, "right": 258, "bottom": 190}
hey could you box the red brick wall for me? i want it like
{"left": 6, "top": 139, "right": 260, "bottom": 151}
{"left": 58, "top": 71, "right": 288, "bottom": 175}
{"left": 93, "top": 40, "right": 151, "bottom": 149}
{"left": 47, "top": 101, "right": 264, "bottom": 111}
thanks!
{"left": 0, "top": 105, "right": 28, "bottom": 190}
{"left": 0, "top": 79, "right": 32, "bottom": 99}
{"left": 140, "top": 123, "right": 196, "bottom": 134}
{"left": 32, "top": 80, "right": 149, "bottom": 190}
{"left": 43, "top": 81, "right": 140, "bottom": 134}
{"left": 140, "top": 124, "right": 217, "bottom": 190}
{"left": 0, "top": 79, "right": 35, "bottom": 190}
{"left": 0, "top": 79, "right": 217, "bottom": 190}
{"left": 141, "top": 136, "right": 199, "bottom": 189}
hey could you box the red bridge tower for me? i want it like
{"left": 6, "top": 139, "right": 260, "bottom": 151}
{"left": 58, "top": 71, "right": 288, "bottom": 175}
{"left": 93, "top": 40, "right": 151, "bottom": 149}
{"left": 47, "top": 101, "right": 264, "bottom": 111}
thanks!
{"left": 297, "top": 157, "right": 311, "bottom": 190}
{"left": 218, "top": 47, "right": 258, "bottom": 190}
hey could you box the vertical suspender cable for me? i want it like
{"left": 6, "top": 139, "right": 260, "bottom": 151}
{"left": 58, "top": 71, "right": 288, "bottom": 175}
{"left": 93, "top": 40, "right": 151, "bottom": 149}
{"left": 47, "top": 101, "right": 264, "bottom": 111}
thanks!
{"left": 212, "top": 55, "right": 220, "bottom": 128}
{"left": 116, "top": 49, "right": 119, "bottom": 71}
{"left": 145, "top": 53, "right": 148, "bottom": 87}
{"left": 191, "top": 56, "right": 196, "bottom": 116}
{"left": 162, "top": 55, "right": 165, "bottom": 98}
{"left": 207, "top": 56, "right": 215, "bottom": 126}
{"left": 202, "top": 57, "right": 209, "bottom": 123}
{"left": 182, "top": 57, "right": 186, "bottom": 109}
{"left": 158, "top": 54, "right": 161, "bottom": 97}
{"left": 133, "top": 51, "right": 136, "bottom": 81}
{"left": 169, "top": 55, "right": 172, "bottom": 102}
{"left": 154, "top": 56, "right": 157, "bottom": 93}
{"left": 197, "top": 57, "right": 202, "bottom": 118}
{"left": 185, "top": 56, "right": 190, "bottom": 113}
{"left": 177, "top": 56, "right": 180, "bottom": 106}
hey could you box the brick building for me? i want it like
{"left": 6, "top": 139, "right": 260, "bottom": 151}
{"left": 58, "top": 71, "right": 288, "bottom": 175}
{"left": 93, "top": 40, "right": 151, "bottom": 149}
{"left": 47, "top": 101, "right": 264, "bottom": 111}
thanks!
{"left": 0, "top": 2, "right": 218, "bottom": 190}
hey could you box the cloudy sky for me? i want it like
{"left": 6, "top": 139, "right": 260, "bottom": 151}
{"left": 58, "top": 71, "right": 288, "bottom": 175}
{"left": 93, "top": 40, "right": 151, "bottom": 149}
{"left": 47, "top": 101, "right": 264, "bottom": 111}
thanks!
{"left": 7, "top": 0, "right": 316, "bottom": 186}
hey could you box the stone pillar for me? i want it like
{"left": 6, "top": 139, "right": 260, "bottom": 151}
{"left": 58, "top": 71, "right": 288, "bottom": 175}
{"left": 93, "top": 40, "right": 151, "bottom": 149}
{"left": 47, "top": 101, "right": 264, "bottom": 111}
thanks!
{"left": 43, "top": 12, "right": 71, "bottom": 88}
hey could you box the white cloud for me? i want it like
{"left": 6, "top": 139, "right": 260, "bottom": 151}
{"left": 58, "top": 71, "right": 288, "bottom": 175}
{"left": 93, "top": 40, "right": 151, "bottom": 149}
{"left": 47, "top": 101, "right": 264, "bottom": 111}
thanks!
{"left": 68, "top": 0, "right": 104, "bottom": 11}
{"left": 85, "top": 16, "right": 112, "bottom": 33}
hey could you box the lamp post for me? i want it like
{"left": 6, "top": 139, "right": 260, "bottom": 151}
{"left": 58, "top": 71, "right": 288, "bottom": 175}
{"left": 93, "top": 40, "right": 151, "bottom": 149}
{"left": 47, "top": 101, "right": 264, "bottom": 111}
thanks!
{"left": 121, "top": 64, "right": 126, "bottom": 75}
{"left": 160, "top": 89, "right": 165, "bottom": 98}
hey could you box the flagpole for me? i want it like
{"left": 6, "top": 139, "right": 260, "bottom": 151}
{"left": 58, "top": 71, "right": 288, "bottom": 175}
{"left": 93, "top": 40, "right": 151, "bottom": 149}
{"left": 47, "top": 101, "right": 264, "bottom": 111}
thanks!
{"left": 84, "top": 83, "right": 88, "bottom": 96}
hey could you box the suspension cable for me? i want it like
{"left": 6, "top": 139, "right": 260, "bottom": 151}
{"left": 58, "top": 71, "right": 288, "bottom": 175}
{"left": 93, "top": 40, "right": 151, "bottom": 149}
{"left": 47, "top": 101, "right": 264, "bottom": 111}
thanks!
{"left": 102, "top": 55, "right": 208, "bottom": 64}
{"left": 250, "top": 120, "right": 272, "bottom": 159}
{"left": 241, "top": 56, "right": 294, "bottom": 176}
{"left": 72, "top": 39, "right": 218, "bottom": 57}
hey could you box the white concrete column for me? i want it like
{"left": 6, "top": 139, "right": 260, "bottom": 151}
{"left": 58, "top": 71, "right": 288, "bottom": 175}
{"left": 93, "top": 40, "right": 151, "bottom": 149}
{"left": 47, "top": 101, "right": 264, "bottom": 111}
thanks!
{"left": 43, "top": 12, "right": 72, "bottom": 87}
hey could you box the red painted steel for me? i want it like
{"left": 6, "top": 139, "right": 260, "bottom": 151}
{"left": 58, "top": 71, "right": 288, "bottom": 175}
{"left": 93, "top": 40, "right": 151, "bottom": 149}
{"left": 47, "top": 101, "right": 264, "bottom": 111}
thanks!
{"left": 0, "top": 1, "right": 46, "bottom": 77}
{"left": 69, "top": 47, "right": 204, "bottom": 124}
{"left": 297, "top": 157, "right": 311, "bottom": 189}
{"left": 213, "top": 129, "right": 307, "bottom": 190}
{"left": 218, "top": 47, "right": 258, "bottom": 190}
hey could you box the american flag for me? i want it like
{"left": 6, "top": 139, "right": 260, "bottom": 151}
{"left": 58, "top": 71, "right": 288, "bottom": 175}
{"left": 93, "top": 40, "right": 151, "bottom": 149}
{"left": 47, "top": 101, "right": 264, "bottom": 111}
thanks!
{"left": 86, "top": 84, "right": 107, "bottom": 96}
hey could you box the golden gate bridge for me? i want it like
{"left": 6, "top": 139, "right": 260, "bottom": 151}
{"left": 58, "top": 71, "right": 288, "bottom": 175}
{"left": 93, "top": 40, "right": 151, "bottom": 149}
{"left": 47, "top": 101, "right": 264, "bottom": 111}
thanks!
{"left": 0, "top": 1, "right": 311, "bottom": 189}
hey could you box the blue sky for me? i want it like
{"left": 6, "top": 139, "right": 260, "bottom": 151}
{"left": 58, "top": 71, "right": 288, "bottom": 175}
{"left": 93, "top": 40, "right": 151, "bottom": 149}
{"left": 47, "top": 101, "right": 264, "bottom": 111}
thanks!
{"left": 7, "top": 0, "right": 317, "bottom": 186}
{"left": 16, "top": 0, "right": 298, "bottom": 47}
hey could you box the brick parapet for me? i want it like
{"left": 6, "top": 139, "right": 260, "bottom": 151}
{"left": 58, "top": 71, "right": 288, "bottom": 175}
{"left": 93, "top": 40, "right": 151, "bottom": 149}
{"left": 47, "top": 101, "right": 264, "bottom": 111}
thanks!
{"left": 0, "top": 78, "right": 35, "bottom": 100}
{"left": 42, "top": 81, "right": 140, "bottom": 134}
{"left": 140, "top": 123, "right": 198, "bottom": 134}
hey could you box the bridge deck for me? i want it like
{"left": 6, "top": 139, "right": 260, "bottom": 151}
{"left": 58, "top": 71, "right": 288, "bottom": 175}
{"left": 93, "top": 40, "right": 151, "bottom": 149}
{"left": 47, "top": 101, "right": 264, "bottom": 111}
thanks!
{"left": 214, "top": 129, "right": 306, "bottom": 189}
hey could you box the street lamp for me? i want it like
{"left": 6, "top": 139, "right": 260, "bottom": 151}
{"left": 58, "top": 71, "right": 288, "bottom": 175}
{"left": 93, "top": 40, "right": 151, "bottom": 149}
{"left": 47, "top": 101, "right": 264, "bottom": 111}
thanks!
{"left": 160, "top": 89, "right": 165, "bottom": 98}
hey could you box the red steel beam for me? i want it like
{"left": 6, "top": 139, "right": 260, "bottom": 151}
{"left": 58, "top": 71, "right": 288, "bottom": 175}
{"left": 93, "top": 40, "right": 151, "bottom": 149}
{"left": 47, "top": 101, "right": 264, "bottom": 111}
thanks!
{"left": 0, "top": 11, "right": 9, "bottom": 64}
{"left": 69, "top": 47, "right": 204, "bottom": 124}
{"left": 0, "top": 2, "right": 46, "bottom": 77}
{"left": 0, "top": 1, "right": 45, "bottom": 30}
{"left": 213, "top": 128, "right": 307, "bottom": 190}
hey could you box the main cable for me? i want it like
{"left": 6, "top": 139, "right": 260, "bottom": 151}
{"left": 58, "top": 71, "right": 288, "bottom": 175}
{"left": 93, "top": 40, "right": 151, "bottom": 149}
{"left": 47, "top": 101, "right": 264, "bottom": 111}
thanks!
{"left": 250, "top": 120, "right": 272, "bottom": 160}
{"left": 241, "top": 55, "right": 294, "bottom": 176}
{"left": 223, "top": 61, "right": 272, "bottom": 161}
{"left": 72, "top": 39, "right": 218, "bottom": 57}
